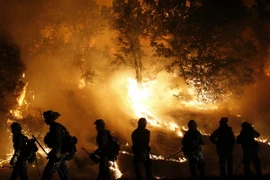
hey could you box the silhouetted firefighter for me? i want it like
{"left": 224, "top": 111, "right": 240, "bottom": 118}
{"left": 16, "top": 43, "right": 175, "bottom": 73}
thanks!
{"left": 236, "top": 121, "right": 262, "bottom": 177}
{"left": 42, "top": 110, "right": 71, "bottom": 180}
{"left": 182, "top": 120, "right": 205, "bottom": 180}
{"left": 93, "top": 119, "right": 111, "bottom": 180}
{"left": 9, "top": 122, "right": 29, "bottom": 180}
{"left": 131, "top": 117, "right": 153, "bottom": 180}
{"left": 210, "top": 117, "right": 235, "bottom": 177}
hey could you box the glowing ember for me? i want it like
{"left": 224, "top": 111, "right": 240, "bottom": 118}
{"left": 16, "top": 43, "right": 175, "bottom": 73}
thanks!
{"left": 0, "top": 151, "right": 13, "bottom": 167}
{"left": 9, "top": 110, "right": 23, "bottom": 119}
{"left": 109, "top": 161, "right": 123, "bottom": 179}
{"left": 18, "top": 83, "right": 28, "bottom": 106}
{"left": 120, "top": 151, "right": 187, "bottom": 163}
{"left": 177, "top": 130, "right": 183, "bottom": 137}
{"left": 78, "top": 78, "right": 86, "bottom": 89}
{"left": 150, "top": 154, "right": 187, "bottom": 163}
{"left": 182, "top": 126, "right": 188, "bottom": 131}
{"left": 256, "top": 137, "right": 269, "bottom": 144}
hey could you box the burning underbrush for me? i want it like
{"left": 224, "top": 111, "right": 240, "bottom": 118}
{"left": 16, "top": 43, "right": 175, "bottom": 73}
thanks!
{"left": 1, "top": 128, "right": 270, "bottom": 179}
{"left": 1, "top": 73, "right": 270, "bottom": 179}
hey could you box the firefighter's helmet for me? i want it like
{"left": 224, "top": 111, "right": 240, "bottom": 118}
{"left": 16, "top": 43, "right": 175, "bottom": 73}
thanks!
{"left": 43, "top": 110, "right": 61, "bottom": 120}
{"left": 94, "top": 119, "right": 105, "bottom": 126}
{"left": 219, "top": 117, "right": 228, "bottom": 124}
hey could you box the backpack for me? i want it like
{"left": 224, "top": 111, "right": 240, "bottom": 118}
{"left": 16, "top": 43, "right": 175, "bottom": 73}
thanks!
{"left": 61, "top": 125, "right": 78, "bottom": 160}
{"left": 22, "top": 136, "right": 39, "bottom": 163}
{"left": 106, "top": 132, "right": 120, "bottom": 162}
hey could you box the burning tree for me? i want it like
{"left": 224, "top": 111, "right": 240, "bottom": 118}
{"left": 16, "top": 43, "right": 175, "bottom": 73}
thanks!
{"left": 27, "top": 0, "right": 107, "bottom": 85}
{"left": 246, "top": 0, "right": 270, "bottom": 77}
{"left": 111, "top": 0, "right": 262, "bottom": 102}
{"left": 111, "top": 0, "right": 148, "bottom": 85}
{"left": 0, "top": 32, "right": 27, "bottom": 164}
{"left": 0, "top": 32, "right": 26, "bottom": 112}
{"left": 144, "top": 0, "right": 257, "bottom": 102}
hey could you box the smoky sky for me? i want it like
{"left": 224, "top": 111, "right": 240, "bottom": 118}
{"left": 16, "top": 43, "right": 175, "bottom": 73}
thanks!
{"left": 1, "top": 0, "right": 270, "bottom": 178}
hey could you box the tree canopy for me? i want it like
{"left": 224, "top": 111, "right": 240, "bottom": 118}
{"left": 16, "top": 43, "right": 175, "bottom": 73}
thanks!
{"left": 111, "top": 0, "right": 148, "bottom": 84}
{"left": 27, "top": 0, "right": 107, "bottom": 84}
{"left": 111, "top": 0, "right": 269, "bottom": 102}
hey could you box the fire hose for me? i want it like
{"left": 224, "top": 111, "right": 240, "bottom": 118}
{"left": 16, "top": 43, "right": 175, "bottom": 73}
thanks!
{"left": 32, "top": 135, "right": 69, "bottom": 178}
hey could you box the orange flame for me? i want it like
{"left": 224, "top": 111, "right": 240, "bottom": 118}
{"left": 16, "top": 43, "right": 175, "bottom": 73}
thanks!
{"left": 109, "top": 161, "right": 123, "bottom": 179}
{"left": 127, "top": 78, "right": 183, "bottom": 137}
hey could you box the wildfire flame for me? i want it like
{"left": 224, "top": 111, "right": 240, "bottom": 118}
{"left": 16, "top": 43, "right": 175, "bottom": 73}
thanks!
{"left": 120, "top": 151, "right": 187, "bottom": 163}
{"left": 18, "top": 83, "right": 28, "bottom": 107}
{"left": 126, "top": 77, "right": 270, "bottom": 148}
{"left": 2, "top": 73, "right": 270, "bottom": 180}
{"left": 127, "top": 78, "right": 213, "bottom": 137}
{"left": 109, "top": 161, "right": 123, "bottom": 179}
{"left": 127, "top": 78, "right": 184, "bottom": 137}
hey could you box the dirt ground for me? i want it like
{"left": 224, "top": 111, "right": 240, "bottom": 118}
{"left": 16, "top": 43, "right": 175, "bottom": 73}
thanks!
{"left": 1, "top": 134, "right": 270, "bottom": 180}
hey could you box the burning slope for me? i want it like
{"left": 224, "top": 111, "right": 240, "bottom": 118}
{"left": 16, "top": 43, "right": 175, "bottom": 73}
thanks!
{"left": 1, "top": 70, "right": 270, "bottom": 179}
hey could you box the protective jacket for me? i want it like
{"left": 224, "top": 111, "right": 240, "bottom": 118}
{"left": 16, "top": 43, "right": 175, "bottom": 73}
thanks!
{"left": 44, "top": 122, "right": 66, "bottom": 159}
{"left": 182, "top": 129, "right": 204, "bottom": 155}
{"left": 131, "top": 127, "right": 150, "bottom": 155}
{"left": 236, "top": 127, "right": 260, "bottom": 151}
{"left": 210, "top": 124, "right": 235, "bottom": 151}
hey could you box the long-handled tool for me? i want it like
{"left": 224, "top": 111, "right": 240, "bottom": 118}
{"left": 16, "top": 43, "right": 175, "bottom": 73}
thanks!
{"left": 32, "top": 135, "right": 48, "bottom": 155}
{"left": 32, "top": 135, "right": 68, "bottom": 177}
{"left": 233, "top": 158, "right": 243, "bottom": 176}
{"left": 35, "top": 156, "right": 42, "bottom": 179}
{"left": 82, "top": 148, "right": 100, "bottom": 164}
{"left": 164, "top": 149, "right": 183, "bottom": 160}
{"left": 81, "top": 148, "right": 90, "bottom": 154}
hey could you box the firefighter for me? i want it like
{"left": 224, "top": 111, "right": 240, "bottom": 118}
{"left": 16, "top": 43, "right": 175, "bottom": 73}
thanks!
{"left": 131, "top": 117, "right": 153, "bottom": 180}
{"left": 236, "top": 121, "right": 262, "bottom": 176}
{"left": 42, "top": 110, "right": 70, "bottom": 180}
{"left": 182, "top": 120, "right": 205, "bottom": 180}
{"left": 9, "top": 122, "right": 28, "bottom": 180}
{"left": 93, "top": 119, "right": 111, "bottom": 180}
{"left": 210, "top": 117, "right": 235, "bottom": 177}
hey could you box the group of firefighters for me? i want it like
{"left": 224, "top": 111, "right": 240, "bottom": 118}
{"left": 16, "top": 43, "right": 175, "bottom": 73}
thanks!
{"left": 8, "top": 110, "right": 263, "bottom": 180}
{"left": 183, "top": 117, "right": 262, "bottom": 180}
